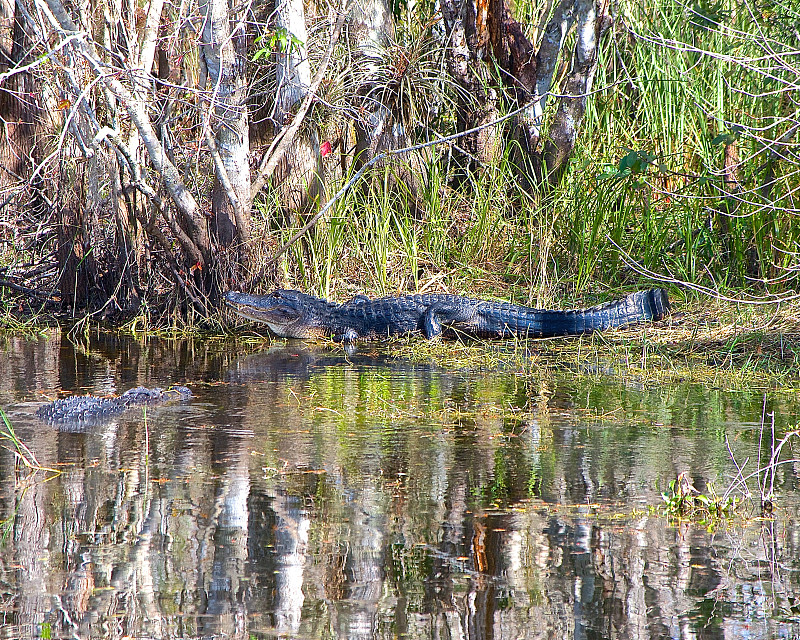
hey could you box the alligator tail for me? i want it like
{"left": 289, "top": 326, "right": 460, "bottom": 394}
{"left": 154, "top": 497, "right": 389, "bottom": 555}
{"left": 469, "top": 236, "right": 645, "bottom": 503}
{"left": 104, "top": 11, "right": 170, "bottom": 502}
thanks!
{"left": 505, "top": 288, "right": 668, "bottom": 337}
{"left": 569, "top": 288, "right": 670, "bottom": 334}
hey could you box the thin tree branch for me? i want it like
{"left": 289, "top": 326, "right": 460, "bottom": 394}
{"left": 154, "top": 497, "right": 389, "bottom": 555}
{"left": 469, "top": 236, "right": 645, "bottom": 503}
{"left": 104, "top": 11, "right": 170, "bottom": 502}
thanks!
{"left": 608, "top": 236, "right": 800, "bottom": 305}
{"left": 44, "top": 0, "right": 212, "bottom": 265}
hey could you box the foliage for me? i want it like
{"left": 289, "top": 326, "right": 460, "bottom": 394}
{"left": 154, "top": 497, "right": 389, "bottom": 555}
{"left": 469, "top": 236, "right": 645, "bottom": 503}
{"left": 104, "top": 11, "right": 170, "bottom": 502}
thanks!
{"left": 0, "top": 0, "right": 799, "bottom": 322}
{"left": 252, "top": 28, "right": 305, "bottom": 62}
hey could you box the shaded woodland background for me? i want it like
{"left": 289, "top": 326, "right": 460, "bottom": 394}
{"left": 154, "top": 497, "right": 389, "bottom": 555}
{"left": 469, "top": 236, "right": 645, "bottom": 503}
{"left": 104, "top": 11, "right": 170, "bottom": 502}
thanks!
{"left": 0, "top": 0, "right": 798, "bottom": 324}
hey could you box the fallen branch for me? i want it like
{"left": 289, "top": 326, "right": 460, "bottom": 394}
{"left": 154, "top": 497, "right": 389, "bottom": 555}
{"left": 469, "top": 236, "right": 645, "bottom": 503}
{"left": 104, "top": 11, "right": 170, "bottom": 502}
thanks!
{"left": 0, "top": 279, "right": 60, "bottom": 303}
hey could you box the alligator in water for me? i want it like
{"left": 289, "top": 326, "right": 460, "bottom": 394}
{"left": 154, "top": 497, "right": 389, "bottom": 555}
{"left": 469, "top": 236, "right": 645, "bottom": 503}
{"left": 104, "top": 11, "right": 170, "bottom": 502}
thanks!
{"left": 224, "top": 288, "right": 669, "bottom": 342}
{"left": 37, "top": 385, "right": 193, "bottom": 424}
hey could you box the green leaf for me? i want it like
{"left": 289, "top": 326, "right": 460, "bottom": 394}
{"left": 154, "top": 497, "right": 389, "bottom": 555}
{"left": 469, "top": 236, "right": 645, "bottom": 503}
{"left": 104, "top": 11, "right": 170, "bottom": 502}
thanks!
{"left": 712, "top": 133, "right": 735, "bottom": 146}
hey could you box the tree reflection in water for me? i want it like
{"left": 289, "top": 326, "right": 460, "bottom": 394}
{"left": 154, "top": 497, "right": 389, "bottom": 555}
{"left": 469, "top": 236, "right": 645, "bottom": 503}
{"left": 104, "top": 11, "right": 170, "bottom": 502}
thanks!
{"left": 0, "top": 334, "right": 799, "bottom": 639}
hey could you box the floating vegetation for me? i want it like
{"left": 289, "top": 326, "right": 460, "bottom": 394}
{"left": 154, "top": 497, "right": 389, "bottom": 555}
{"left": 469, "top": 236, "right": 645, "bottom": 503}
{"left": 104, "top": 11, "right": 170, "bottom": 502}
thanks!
{"left": 659, "top": 472, "right": 739, "bottom": 529}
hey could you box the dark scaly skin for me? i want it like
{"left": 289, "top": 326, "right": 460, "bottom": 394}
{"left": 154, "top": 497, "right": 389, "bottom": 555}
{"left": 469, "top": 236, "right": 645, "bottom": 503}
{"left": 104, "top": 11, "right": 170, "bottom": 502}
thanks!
{"left": 224, "top": 289, "right": 670, "bottom": 342}
{"left": 37, "top": 385, "right": 193, "bottom": 423}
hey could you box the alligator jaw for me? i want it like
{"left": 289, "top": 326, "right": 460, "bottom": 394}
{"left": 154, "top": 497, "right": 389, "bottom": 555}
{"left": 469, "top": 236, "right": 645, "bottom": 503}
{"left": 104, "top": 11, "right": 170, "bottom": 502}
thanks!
{"left": 224, "top": 291, "right": 327, "bottom": 338}
{"left": 223, "top": 291, "right": 299, "bottom": 336}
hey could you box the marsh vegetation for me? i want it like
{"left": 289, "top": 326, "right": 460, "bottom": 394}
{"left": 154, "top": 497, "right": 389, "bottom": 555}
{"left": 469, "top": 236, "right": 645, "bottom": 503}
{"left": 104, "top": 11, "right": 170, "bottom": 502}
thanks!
{"left": 2, "top": 2, "right": 800, "bottom": 636}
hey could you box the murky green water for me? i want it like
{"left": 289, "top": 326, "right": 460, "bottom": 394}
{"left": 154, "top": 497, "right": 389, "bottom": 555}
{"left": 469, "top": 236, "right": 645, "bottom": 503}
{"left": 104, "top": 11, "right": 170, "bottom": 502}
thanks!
{"left": 1, "top": 331, "right": 800, "bottom": 639}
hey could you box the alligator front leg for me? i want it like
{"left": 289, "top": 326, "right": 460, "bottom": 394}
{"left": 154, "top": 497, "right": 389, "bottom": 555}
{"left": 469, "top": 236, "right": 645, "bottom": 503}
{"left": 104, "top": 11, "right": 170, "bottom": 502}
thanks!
{"left": 332, "top": 328, "right": 360, "bottom": 343}
{"left": 421, "top": 304, "right": 474, "bottom": 339}
{"left": 422, "top": 306, "right": 443, "bottom": 339}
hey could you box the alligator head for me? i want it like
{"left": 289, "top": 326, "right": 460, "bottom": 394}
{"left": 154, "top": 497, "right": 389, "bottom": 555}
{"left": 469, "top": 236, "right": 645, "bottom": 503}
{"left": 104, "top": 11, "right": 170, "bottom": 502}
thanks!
{"left": 224, "top": 290, "right": 328, "bottom": 338}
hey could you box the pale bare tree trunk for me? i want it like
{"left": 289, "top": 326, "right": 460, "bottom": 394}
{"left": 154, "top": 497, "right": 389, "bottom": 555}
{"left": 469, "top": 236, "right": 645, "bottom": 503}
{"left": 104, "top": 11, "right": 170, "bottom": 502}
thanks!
{"left": 275, "top": 0, "right": 311, "bottom": 118}
{"left": 349, "top": 0, "right": 430, "bottom": 199}
{"left": 542, "top": 0, "right": 611, "bottom": 183}
{"left": 272, "top": 0, "right": 323, "bottom": 215}
{"left": 349, "top": 0, "right": 397, "bottom": 164}
{"left": 199, "top": 0, "right": 251, "bottom": 248}
{"left": 44, "top": 0, "right": 213, "bottom": 267}
{"left": 107, "top": 0, "right": 164, "bottom": 310}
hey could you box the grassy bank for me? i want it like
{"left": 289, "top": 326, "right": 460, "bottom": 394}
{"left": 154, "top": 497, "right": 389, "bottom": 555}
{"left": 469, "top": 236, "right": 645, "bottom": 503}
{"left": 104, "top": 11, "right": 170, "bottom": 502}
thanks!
{"left": 244, "top": 0, "right": 799, "bottom": 309}
{"left": 212, "top": 292, "right": 800, "bottom": 389}
{"left": 1, "top": 0, "right": 797, "bottom": 334}
{"left": 391, "top": 295, "right": 800, "bottom": 388}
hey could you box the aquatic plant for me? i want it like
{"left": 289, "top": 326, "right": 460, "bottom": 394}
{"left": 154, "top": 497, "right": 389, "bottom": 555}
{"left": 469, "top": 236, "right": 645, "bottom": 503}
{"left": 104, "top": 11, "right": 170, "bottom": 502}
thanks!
{"left": 0, "top": 409, "right": 58, "bottom": 477}
{"left": 661, "top": 472, "right": 737, "bottom": 528}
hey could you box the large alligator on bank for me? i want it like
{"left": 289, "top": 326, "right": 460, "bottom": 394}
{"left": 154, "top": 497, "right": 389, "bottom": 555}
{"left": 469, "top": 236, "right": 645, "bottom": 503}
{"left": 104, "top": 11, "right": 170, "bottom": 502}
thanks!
{"left": 224, "top": 288, "right": 669, "bottom": 342}
{"left": 37, "top": 385, "right": 193, "bottom": 424}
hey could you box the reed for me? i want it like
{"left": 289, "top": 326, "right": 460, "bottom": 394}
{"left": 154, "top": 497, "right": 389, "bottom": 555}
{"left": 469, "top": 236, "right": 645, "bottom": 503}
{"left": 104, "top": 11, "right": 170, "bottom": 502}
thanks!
{"left": 0, "top": 410, "right": 59, "bottom": 476}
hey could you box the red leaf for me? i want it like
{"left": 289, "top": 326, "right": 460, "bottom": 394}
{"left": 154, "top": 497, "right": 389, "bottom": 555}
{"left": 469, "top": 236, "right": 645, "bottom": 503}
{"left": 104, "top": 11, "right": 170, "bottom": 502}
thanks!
{"left": 320, "top": 141, "right": 332, "bottom": 157}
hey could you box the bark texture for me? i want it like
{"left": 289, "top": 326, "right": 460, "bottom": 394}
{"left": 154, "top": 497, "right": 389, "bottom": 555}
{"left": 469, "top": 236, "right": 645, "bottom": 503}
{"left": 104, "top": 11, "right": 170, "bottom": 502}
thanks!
{"left": 200, "top": 0, "right": 251, "bottom": 247}
{"left": 0, "top": 0, "right": 45, "bottom": 203}
{"left": 440, "top": 0, "right": 503, "bottom": 167}
{"left": 272, "top": 0, "right": 323, "bottom": 216}
{"left": 443, "top": 0, "right": 611, "bottom": 188}
{"left": 350, "top": 0, "right": 397, "bottom": 167}
{"left": 542, "top": 0, "right": 611, "bottom": 183}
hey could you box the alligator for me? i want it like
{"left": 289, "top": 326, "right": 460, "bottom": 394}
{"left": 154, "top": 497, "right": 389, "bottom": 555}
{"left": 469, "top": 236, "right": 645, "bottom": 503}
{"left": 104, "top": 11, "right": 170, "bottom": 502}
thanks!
{"left": 37, "top": 385, "right": 193, "bottom": 424}
{"left": 224, "top": 288, "right": 669, "bottom": 342}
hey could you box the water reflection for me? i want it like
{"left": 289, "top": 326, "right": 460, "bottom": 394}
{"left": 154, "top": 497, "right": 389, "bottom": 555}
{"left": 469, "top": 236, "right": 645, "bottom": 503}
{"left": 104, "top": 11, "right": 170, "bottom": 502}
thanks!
{"left": 0, "top": 331, "right": 799, "bottom": 639}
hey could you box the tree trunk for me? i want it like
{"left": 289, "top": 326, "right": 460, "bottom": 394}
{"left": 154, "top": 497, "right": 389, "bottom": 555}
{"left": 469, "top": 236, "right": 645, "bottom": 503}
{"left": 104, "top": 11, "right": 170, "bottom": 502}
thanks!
{"left": 272, "top": 0, "right": 323, "bottom": 216}
{"left": 444, "top": 0, "right": 611, "bottom": 189}
{"left": 349, "top": 0, "right": 401, "bottom": 166}
{"left": 348, "top": 0, "right": 431, "bottom": 199}
{"left": 0, "top": 0, "right": 44, "bottom": 202}
{"left": 440, "top": 0, "right": 503, "bottom": 168}
{"left": 542, "top": 0, "right": 611, "bottom": 184}
{"left": 199, "top": 0, "right": 251, "bottom": 249}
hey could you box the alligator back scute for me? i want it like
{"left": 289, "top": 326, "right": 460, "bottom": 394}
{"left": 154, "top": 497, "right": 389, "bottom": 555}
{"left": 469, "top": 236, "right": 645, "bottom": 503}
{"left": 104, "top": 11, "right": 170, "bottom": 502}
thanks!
{"left": 36, "top": 395, "right": 122, "bottom": 422}
{"left": 36, "top": 385, "right": 193, "bottom": 425}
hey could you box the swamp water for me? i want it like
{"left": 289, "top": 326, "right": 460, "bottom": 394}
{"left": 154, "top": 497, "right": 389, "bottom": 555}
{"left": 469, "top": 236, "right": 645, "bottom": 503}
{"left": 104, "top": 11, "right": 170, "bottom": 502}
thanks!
{"left": 0, "top": 331, "right": 800, "bottom": 639}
